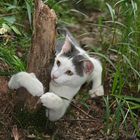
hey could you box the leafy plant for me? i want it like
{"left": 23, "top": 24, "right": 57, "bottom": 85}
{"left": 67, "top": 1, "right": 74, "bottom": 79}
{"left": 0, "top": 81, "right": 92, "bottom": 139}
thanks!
{"left": 0, "top": 46, "right": 25, "bottom": 75}
{"left": 101, "top": 1, "right": 140, "bottom": 138}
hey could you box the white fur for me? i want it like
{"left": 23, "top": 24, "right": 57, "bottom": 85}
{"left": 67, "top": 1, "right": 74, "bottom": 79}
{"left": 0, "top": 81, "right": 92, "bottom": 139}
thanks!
{"left": 8, "top": 35, "right": 104, "bottom": 121}
{"left": 8, "top": 72, "right": 44, "bottom": 96}
{"left": 40, "top": 85, "right": 80, "bottom": 121}
{"left": 51, "top": 44, "right": 104, "bottom": 97}
{"left": 41, "top": 53, "right": 104, "bottom": 121}
{"left": 87, "top": 57, "right": 104, "bottom": 97}
{"left": 51, "top": 56, "right": 87, "bottom": 87}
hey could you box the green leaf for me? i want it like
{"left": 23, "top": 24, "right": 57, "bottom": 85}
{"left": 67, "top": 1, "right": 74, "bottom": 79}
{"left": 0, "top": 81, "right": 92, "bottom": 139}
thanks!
{"left": 2, "top": 23, "right": 11, "bottom": 31}
{"left": 11, "top": 25, "right": 21, "bottom": 35}
{"left": 25, "top": 0, "right": 32, "bottom": 26}
{"left": 90, "top": 52, "right": 116, "bottom": 70}
{"left": 114, "top": 0, "right": 125, "bottom": 7}
{"left": 0, "top": 47, "right": 25, "bottom": 71}
{"left": 138, "top": 82, "right": 140, "bottom": 92}
{"left": 123, "top": 54, "right": 140, "bottom": 78}
{"left": 112, "top": 94, "right": 140, "bottom": 104}
{"left": 3, "top": 16, "right": 16, "bottom": 24}
{"left": 106, "top": 3, "right": 115, "bottom": 21}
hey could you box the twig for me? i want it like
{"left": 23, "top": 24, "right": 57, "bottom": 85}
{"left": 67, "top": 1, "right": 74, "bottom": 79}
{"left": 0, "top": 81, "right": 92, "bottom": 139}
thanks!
{"left": 71, "top": 101, "right": 99, "bottom": 121}
{"left": 0, "top": 121, "right": 6, "bottom": 127}
{"left": 2, "top": 104, "right": 9, "bottom": 114}
{"left": 0, "top": 13, "right": 15, "bottom": 17}
{"left": 59, "top": 118, "right": 97, "bottom": 122}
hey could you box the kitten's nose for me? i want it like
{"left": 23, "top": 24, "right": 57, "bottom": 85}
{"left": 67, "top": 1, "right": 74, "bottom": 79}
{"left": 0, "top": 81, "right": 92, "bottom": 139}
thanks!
{"left": 52, "top": 75, "right": 58, "bottom": 80}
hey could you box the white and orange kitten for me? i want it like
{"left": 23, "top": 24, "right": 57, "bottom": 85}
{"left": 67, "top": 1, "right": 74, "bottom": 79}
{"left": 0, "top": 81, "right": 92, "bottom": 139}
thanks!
{"left": 8, "top": 32, "right": 104, "bottom": 121}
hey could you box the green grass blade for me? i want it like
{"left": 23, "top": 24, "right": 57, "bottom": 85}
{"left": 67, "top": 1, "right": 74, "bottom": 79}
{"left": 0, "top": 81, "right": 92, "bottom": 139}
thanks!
{"left": 25, "top": 0, "right": 32, "bottom": 26}
{"left": 106, "top": 3, "right": 115, "bottom": 21}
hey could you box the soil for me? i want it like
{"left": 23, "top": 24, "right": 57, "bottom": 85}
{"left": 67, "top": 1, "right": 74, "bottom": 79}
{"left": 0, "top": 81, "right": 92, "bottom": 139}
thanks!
{"left": 0, "top": 71, "right": 105, "bottom": 139}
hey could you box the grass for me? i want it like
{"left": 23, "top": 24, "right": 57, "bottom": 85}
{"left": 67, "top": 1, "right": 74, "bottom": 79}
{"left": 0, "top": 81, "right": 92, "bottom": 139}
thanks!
{"left": 100, "top": 0, "right": 140, "bottom": 138}
{"left": 0, "top": 46, "right": 25, "bottom": 73}
{"left": 0, "top": 0, "right": 140, "bottom": 139}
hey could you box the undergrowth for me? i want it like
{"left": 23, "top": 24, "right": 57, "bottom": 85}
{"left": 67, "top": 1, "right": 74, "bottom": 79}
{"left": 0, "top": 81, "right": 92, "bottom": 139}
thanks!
{"left": 0, "top": 0, "right": 140, "bottom": 139}
{"left": 101, "top": 0, "right": 140, "bottom": 138}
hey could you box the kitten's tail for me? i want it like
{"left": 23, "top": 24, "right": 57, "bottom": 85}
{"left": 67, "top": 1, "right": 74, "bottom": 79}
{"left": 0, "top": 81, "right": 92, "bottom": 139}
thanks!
{"left": 8, "top": 72, "right": 44, "bottom": 96}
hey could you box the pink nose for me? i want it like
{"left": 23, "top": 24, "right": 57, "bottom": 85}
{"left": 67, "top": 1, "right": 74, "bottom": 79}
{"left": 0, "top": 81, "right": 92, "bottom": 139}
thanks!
{"left": 52, "top": 75, "right": 58, "bottom": 80}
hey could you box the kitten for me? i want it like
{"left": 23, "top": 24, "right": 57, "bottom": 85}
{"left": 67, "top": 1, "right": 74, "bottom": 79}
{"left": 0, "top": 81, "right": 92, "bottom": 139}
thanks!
{"left": 8, "top": 32, "right": 104, "bottom": 121}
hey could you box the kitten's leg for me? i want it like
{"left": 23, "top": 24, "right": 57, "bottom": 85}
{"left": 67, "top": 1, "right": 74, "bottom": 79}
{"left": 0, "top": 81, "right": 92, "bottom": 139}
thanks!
{"left": 8, "top": 72, "right": 44, "bottom": 97}
{"left": 89, "top": 77, "right": 104, "bottom": 98}
{"left": 89, "top": 60, "right": 104, "bottom": 98}
{"left": 40, "top": 92, "right": 63, "bottom": 110}
{"left": 40, "top": 92, "right": 68, "bottom": 121}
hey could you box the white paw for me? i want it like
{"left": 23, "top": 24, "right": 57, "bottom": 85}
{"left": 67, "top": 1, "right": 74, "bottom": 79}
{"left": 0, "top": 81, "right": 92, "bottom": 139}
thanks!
{"left": 89, "top": 85, "right": 104, "bottom": 98}
{"left": 8, "top": 74, "right": 20, "bottom": 89}
{"left": 40, "top": 92, "right": 63, "bottom": 110}
{"left": 8, "top": 72, "right": 44, "bottom": 97}
{"left": 29, "top": 73, "right": 36, "bottom": 78}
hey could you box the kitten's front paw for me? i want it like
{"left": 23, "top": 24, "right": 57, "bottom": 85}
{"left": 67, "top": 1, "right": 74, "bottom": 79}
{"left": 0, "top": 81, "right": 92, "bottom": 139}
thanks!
{"left": 40, "top": 92, "right": 63, "bottom": 110}
{"left": 89, "top": 85, "right": 104, "bottom": 98}
{"left": 8, "top": 74, "right": 20, "bottom": 89}
{"left": 8, "top": 72, "right": 44, "bottom": 97}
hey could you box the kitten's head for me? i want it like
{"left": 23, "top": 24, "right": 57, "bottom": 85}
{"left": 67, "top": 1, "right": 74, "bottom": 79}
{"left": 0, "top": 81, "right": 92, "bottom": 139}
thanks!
{"left": 51, "top": 35, "right": 94, "bottom": 87}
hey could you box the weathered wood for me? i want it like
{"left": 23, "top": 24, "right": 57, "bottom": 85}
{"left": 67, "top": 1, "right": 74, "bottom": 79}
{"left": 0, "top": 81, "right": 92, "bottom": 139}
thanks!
{"left": 20, "top": 0, "right": 57, "bottom": 112}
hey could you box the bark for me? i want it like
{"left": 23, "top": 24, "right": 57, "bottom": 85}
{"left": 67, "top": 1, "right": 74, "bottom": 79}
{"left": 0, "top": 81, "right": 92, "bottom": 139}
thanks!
{"left": 17, "top": 0, "right": 57, "bottom": 112}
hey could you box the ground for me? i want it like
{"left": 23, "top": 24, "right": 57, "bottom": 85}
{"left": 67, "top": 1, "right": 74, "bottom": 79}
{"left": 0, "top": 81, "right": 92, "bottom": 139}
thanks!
{"left": 0, "top": 73, "right": 105, "bottom": 139}
{"left": 0, "top": 63, "right": 134, "bottom": 140}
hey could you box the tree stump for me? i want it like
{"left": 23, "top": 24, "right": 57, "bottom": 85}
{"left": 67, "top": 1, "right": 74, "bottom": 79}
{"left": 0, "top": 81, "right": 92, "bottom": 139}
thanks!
{"left": 17, "top": 0, "right": 57, "bottom": 112}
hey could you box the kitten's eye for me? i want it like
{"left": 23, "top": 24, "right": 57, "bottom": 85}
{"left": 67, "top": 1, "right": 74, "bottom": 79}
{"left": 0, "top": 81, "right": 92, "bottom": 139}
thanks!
{"left": 65, "top": 70, "right": 73, "bottom": 76}
{"left": 56, "top": 60, "right": 61, "bottom": 67}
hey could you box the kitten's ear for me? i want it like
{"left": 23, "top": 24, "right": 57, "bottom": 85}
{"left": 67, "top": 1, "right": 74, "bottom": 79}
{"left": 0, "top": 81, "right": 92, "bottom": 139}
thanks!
{"left": 61, "top": 35, "right": 72, "bottom": 54}
{"left": 83, "top": 60, "right": 94, "bottom": 74}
